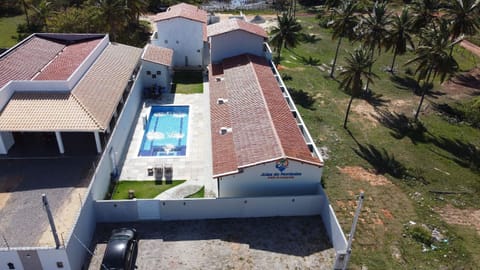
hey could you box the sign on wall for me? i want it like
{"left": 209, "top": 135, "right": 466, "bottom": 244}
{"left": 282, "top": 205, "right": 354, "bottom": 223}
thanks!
{"left": 260, "top": 158, "right": 302, "bottom": 179}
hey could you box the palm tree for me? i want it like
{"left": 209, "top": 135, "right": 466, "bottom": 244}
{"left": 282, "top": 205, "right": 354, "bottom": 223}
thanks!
{"left": 328, "top": 0, "right": 358, "bottom": 78}
{"left": 339, "top": 47, "right": 378, "bottom": 128}
{"left": 22, "top": 0, "right": 31, "bottom": 27}
{"left": 31, "top": 0, "right": 52, "bottom": 31}
{"left": 409, "top": 0, "right": 439, "bottom": 32}
{"left": 385, "top": 8, "right": 415, "bottom": 73}
{"left": 96, "top": 0, "right": 127, "bottom": 41}
{"left": 126, "top": 0, "right": 148, "bottom": 24}
{"left": 443, "top": 0, "right": 480, "bottom": 55}
{"left": 357, "top": 1, "right": 392, "bottom": 91}
{"left": 407, "top": 19, "right": 459, "bottom": 120}
{"left": 269, "top": 13, "right": 302, "bottom": 63}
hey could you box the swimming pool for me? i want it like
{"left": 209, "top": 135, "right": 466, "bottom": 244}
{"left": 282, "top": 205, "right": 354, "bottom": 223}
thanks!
{"left": 138, "top": 105, "right": 189, "bottom": 157}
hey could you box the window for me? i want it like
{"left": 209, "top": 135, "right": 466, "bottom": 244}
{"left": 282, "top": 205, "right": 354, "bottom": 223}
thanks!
{"left": 152, "top": 74, "right": 157, "bottom": 79}
{"left": 197, "top": 49, "right": 201, "bottom": 53}
{"left": 56, "top": 262, "right": 64, "bottom": 268}
{"left": 156, "top": 70, "right": 161, "bottom": 75}
{"left": 176, "top": 40, "right": 179, "bottom": 44}
{"left": 164, "top": 40, "right": 168, "bottom": 44}
{"left": 146, "top": 71, "right": 151, "bottom": 75}
{"left": 7, "top": 263, "right": 15, "bottom": 269}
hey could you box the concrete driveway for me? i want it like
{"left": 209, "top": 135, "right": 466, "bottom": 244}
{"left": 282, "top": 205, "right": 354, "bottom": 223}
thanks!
{"left": 87, "top": 216, "right": 335, "bottom": 270}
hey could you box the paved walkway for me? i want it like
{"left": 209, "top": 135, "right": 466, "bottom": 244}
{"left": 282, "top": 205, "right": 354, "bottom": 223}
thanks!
{"left": 119, "top": 74, "right": 215, "bottom": 198}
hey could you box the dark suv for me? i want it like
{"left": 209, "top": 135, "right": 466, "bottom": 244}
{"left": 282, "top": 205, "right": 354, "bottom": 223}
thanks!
{"left": 101, "top": 228, "right": 138, "bottom": 270}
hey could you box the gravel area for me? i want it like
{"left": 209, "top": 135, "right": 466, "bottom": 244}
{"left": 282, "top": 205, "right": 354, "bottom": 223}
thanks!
{"left": 87, "top": 216, "right": 335, "bottom": 270}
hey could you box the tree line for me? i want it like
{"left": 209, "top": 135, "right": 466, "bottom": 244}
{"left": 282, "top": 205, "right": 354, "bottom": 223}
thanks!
{"left": 269, "top": 0, "right": 480, "bottom": 127}
{"left": 2, "top": 0, "right": 202, "bottom": 47}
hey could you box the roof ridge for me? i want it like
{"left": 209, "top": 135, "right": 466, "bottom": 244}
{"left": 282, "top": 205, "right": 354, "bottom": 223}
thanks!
{"left": 71, "top": 93, "right": 103, "bottom": 130}
{"left": 246, "top": 54, "right": 285, "bottom": 157}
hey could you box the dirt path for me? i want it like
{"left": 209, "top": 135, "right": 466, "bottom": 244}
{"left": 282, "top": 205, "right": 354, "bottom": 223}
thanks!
{"left": 461, "top": 40, "right": 480, "bottom": 58}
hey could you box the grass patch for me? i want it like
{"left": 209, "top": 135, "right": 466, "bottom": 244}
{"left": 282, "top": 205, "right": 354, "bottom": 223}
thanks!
{"left": 185, "top": 186, "right": 205, "bottom": 198}
{"left": 277, "top": 14, "right": 480, "bottom": 269}
{"left": 0, "top": 15, "right": 24, "bottom": 48}
{"left": 111, "top": 180, "right": 185, "bottom": 199}
{"left": 172, "top": 71, "right": 203, "bottom": 94}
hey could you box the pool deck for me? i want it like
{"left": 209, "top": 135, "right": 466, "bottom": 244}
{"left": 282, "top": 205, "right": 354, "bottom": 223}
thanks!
{"left": 119, "top": 77, "right": 215, "bottom": 198}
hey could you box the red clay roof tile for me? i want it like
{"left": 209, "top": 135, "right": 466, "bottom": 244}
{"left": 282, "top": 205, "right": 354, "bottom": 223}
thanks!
{"left": 142, "top": 44, "right": 173, "bottom": 66}
{"left": 0, "top": 37, "right": 65, "bottom": 88}
{"left": 153, "top": 3, "right": 207, "bottom": 23}
{"left": 72, "top": 43, "right": 142, "bottom": 130}
{"left": 207, "top": 19, "right": 267, "bottom": 38}
{"left": 210, "top": 54, "right": 322, "bottom": 176}
{"left": 34, "top": 38, "right": 102, "bottom": 80}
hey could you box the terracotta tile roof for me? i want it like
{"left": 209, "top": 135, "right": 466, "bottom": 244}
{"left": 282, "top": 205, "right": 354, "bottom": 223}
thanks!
{"left": 142, "top": 44, "right": 173, "bottom": 66}
{"left": 207, "top": 19, "right": 268, "bottom": 38}
{"left": 34, "top": 38, "right": 102, "bottom": 80}
{"left": 153, "top": 3, "right": 207, "bottom": 23}
{"left": 209, "top": 63, "right": 238, "bottom": 176}
{"left": 0, "top": 92, "right": 98, "bottom": 131}
{"left": 210, "top": 54, "right": 322, "bottom": 176}
{"left": 72, "top": 43, "right": 142, "bottom": 130}
{"left": 0, "top": 42, "right": 141, "bottom": 132}
{"left": 0, "top": 36, "right": 65, "bottom": 88}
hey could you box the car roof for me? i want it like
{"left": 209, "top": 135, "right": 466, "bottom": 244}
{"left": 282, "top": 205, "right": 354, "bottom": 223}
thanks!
{"left": 101, "top": 239, "right": 128, "bottom": 267}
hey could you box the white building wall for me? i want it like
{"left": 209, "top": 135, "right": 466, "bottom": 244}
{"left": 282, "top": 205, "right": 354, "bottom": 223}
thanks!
{"left": 0, "top": 251, "right": 23, "bottom": 270}
{"left": 219, "top": 159, "right": 322, "bottom": 197}
{"left": 38, "top": 249, "right": 70, "bottom": 270}
{"left": 210, "top": 31, "right": 265, "bottom": 63}
{"left": 153, "top": 18, "right": 204, "bottom": 67}
{"left": 140, "top": 61, "right": 171, "bottom": 91}
{"left": 0, "top": 132, "right": 14, "bottom": 154}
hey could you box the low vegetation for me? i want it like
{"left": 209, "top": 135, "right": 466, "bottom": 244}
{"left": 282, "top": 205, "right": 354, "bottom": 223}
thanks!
{"left": 0, "top": 15, "right": 24, "bottom": 48}
{"left": 172, "top": 71, "right": 204, "bottom": 94}
{"left": 112, "top": 180, "right": 185, "bottom": 199}
{"left": 185, "top": 186, "right": 205, "bottom": 198}
{"left": 275, "top": 13, "right": 480, "bottom": 269}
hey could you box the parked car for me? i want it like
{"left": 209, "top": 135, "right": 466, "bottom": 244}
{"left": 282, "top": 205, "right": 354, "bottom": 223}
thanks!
{"left": 101, "top": 228, "right": 138, "bottom": 270}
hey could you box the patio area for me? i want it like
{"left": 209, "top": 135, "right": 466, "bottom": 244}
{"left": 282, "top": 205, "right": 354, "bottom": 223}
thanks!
{"left": 118, "top": 75, "right": 214, "bottom": 198}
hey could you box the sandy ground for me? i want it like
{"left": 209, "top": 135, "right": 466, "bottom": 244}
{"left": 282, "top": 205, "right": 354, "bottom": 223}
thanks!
{"left": 435, "top": 204, "right": 480, "bottom": 235}
{"left": 337, "top": 166, "right": 393, "bottom": 186}
{"left": 36, "top": 187, "right": 87, "bottom": 246}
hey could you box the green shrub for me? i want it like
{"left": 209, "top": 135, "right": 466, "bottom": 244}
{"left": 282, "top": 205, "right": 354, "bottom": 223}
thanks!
{"left": 408, "top": 225, "right": 433, "bottom": 246}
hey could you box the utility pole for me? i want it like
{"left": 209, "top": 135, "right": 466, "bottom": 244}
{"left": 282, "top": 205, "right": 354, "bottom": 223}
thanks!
{"left": 42, "top": 194, "right": 61, "bottom": 249}
{"left": 342, "top": 192, "right": 365, "bottom": 270}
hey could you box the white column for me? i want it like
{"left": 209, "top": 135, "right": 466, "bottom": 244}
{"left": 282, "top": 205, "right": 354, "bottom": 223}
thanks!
{"left": 55, "top": 131, "right": 65, "bottom": 154}
{"left": 94, "top": 131, "right": 102, "bottom": 153}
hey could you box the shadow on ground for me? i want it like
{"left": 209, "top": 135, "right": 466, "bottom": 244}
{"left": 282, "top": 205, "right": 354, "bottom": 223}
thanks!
{"left": 93, "top": 216, "right": 332, "bottom": 257}
{"left": 373, "top": 109, "right": 430, "bottom": 144}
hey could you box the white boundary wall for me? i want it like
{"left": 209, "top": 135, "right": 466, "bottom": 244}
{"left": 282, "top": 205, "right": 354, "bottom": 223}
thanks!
{"left": 95, "top": 195, "right": 324, "bottom": 222}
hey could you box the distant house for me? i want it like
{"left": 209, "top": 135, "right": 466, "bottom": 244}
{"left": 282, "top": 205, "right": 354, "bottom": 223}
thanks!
{"left": 141, "top": 44, "right": 174, "bottom": 95}
{"left": 209, "top": 54, "right": 324, "bottom": 197}
{"left": 152, "top": 3, "right": 207, "bottom": 68}
{"left": 208, "top": 19, "right": 268, "bottom": 64}
{"left": 0, "top": 33, "right": 142, "bottom": 155}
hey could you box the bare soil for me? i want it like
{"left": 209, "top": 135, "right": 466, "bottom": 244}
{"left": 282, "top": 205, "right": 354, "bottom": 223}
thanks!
{"left": 337, "top": 166, "right": 393, "bottom": 186}
{"left": 435, "top": 204, "right": 480, "bottom": 235}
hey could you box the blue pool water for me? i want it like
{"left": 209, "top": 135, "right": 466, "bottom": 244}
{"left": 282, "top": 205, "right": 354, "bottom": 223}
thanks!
{"left": 138, "top": 105, "right": 189, "bottom": 157}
